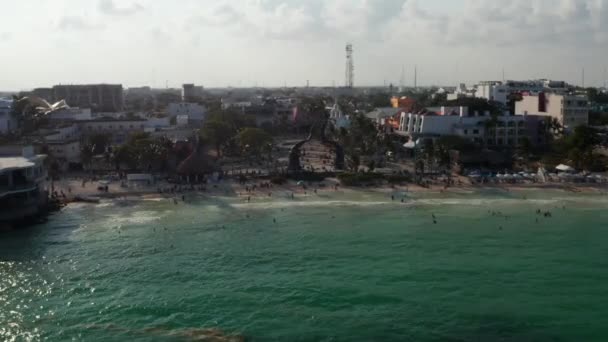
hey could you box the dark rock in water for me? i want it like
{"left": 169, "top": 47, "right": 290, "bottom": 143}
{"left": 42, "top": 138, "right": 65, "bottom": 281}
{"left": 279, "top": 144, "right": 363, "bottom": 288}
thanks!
{"left": 85, "top": 324, "right": 246, "bottom": 342}
{"left": 171, "top": 328, "right": 246, "bottom": 341}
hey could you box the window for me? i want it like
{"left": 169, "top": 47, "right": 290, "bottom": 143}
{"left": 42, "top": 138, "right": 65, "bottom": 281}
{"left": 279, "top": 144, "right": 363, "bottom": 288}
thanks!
{"left": 473, "top": 129, "right": 479, "bottom": 134}
{"left": 464, "top": 129, "right": 468, "bottom": 135}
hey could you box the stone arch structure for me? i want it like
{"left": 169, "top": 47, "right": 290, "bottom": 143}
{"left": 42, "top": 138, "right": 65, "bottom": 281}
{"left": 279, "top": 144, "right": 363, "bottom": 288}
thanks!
{"left": 288, "top": 114, "right": 344, "bottom": 172}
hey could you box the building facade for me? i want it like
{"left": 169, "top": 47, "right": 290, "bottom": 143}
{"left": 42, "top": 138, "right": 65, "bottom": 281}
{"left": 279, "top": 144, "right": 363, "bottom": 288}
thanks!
{"left": 52, "top": 84, "right": 124, "bottom": 112}
{"left": 167, "top": 103, "right": 207, "bottom": 125}
{"left": 182, "top": 84, "right": 204, "bottom": 102}
{"left": 398, "top": 112, "right": 539, "bottom": 148}
{"left": 0, "top": 98, "right": 16, "bottom": 135}
{"left": 0, "top": 147, "right": 48, "bottom": 225}
{"left": 515, "top": 93, "right": 589, "bottom": 128}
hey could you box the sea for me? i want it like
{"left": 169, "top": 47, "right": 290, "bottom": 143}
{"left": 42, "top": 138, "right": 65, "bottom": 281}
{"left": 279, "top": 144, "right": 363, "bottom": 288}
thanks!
{"left": 1, "top": 189, "right": 608, "bottom": 342}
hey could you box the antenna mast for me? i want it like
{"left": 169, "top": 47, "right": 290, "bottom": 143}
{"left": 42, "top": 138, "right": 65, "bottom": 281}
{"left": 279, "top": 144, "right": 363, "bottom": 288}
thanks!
{"left": 345, "top": 43, "right": 354, "bottom": 88}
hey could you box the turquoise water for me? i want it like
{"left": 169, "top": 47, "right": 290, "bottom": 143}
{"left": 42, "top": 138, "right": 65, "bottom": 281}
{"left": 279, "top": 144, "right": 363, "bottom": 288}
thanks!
{"left": 1, "top": 190, "right": 608, "bottom": 341}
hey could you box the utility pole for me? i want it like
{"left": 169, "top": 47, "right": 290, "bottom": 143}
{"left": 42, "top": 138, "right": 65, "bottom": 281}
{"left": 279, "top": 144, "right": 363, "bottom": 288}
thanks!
{"left": 414, "top": 65, "right": 418, "bottom": 89}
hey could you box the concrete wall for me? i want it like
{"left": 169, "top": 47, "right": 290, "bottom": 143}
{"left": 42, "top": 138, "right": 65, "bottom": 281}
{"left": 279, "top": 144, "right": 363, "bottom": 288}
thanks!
{"left": 168, "top": 103, "right": 207, "bottom": 120}
{"left": 516, "top": 94, "right": 589, "bottom": 128}
{"left": 48, "top": 141, "right": 81, "bottom": 164}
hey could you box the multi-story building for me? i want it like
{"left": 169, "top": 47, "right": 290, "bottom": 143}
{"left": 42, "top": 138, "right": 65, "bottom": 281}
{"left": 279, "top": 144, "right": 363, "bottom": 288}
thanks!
{"left": 80, "top": 119, "right": 147, "bottom": 144}
{"left": 453, "top": 79, "right": 571, "bottom": 105}
{"left": 182, "top": 84, "right": 204, "bottom": 102}
{"left": 52, "top": 84, "right": 124, "bottom": 112}
{"left": 167, "top": 103, "right": 207, "bottom": 125}
{"left": 515, "top": 93, "right": 589, "bottom": 128}
{"left": 398, "top": 111, "right": 543, "bottom": 148}
{"left": 46, "top": 140, "right": 81, "bottom": 168}
{"left": 47, "top": 108, "right": 93, "bottom": 122}
{"left": 447, "top": 83, "right": 477, "bottom": 101}
{"left": 32, "top": 88, "right": 54, "bottom": 102}
{"left": 0, "top": 98, "right": 16, "bottom": 135}
{"left": 0, "top": 146, "right": 48, "bottom": 225}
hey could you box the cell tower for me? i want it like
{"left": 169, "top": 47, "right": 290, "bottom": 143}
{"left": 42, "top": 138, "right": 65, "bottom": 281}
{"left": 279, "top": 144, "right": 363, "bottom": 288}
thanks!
{"left": 345, "top": 43, "right": 354, "bottom": 88}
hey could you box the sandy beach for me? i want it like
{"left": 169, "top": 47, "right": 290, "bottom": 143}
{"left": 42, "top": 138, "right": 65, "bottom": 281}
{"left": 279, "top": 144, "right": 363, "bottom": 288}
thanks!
{"left": 51, "top": 173, "right": 608, "bottom": 206}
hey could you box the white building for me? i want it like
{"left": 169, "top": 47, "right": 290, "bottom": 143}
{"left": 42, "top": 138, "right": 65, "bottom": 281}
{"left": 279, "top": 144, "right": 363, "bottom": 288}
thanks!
{"left": 0, "top": 146, "right": 48, "bottom": 224}
{"left": 221, "top": 101, "right": 253, "bottom": 111}
{"left": 327, "top": 102, "right": 351, "bottom": 129}
{"left": 43, "top": 124, "right": 80, "bottom": 142}
{"left": 447, "top": 84, "right": 476, "bottom": 101}
{"left": 145, "top": 117, "right": 171, "bottom": 130}
{"left": 476, "top": 81, "right": 510, "bottom": 104}
{"left": 475, "top": 80, "right": 570, "bottom": 105}
{"left": 48, "top": 108, "right": 93, "bottom": 121}
{"left": 168, "top": 103, "right": 207, "bottom": 123}
{"left": 0, "top": 98, "right": 16, "bottom": 135}
{"left": 398, "top": 111, "right": 530, "bottom": 147}
{"left": 80, "top": 119, "right": 147, "bottom": 144}
{"left": 515, "top": 93, "right": 589, "bottom": 128}
{"left": 47, "top": 140, "right": 81, "bottom": 166}
{"left": 399, "top": 112, "right": 464, "bottom": 136}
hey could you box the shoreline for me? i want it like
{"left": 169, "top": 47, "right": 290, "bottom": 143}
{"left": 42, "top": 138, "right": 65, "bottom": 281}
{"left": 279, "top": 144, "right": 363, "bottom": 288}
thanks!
{"left": 53, "top": 177, "right": 608, "bottom": 205}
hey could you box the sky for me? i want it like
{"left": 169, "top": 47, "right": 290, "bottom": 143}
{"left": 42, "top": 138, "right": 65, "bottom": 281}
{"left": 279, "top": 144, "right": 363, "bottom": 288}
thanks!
{"left": 2, "top": 0, "right": 608, "bottom": 90}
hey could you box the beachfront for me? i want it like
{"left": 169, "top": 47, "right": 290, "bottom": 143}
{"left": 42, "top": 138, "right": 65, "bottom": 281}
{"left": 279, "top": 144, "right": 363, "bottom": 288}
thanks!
{"left": 51, "top": 171, "right": 608, "bottom": 208}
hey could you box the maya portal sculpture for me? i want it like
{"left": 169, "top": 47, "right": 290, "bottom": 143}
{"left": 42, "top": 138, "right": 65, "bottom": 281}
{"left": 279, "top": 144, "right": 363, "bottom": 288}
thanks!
{"left": 13, "top": 95, "right": 70, "bottom": 116}
{"left": 288, "top": 111, "right": 345, "bottom": 172}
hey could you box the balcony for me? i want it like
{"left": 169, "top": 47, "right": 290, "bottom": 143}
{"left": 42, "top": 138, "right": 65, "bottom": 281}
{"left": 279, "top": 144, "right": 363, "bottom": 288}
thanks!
{"left": 0, "top": 184, "right": 40, "bottom": 198}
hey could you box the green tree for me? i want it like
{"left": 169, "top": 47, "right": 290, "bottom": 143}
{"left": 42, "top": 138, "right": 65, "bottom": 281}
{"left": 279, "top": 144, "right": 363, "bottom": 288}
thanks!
{"left": 112, "top": 133, "right": 173, "bottom": 171}
{"left": 201, "top": 120, "right": 234, "bottom": 157}
{"left": 347, "top": 153, "right": 361, "bottom": 172}
{"left": 88, "top": 133, "right": 112, "bottom": 155}
{"left": 236, "top": 128, "right": 273, "bottom": 157}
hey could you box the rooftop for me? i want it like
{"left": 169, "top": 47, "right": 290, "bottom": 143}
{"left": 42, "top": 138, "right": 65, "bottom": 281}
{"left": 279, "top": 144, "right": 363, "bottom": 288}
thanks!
{"left": 0, "top": 155, "right": 46, "bottom": 172}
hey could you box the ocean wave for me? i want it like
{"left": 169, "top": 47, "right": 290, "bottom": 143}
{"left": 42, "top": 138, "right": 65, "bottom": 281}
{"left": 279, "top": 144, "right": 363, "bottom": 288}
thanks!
{"left": 223, "top": 195, "right": 608, "bottom": 211}
{"left": 229, "top": 200, "right": 392, "bottom": 210}
{"left": 104, "top": 211, "right": 165, "bottom": 225}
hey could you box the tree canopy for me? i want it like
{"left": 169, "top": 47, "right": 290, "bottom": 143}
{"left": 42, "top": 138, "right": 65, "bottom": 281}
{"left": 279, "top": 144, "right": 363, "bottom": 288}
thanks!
{"left": 236, "top": 128, "right": 273, "bottom": 156}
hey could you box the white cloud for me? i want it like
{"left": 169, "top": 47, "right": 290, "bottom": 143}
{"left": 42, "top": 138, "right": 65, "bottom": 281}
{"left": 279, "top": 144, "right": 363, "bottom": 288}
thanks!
{"left": 189, "top": 0, "right": 317, "bottom": 40}
{"left": 385, "top": 0, "right": 608, "bottom": 48}
{"left": 99, "top": 0, "right": 144, "bottom": 16}
{"left": 57, "top": 16, "right": 104, "bottom": 31}
{"left": 321, "top": 0, "right": 373, "bottom": 37}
